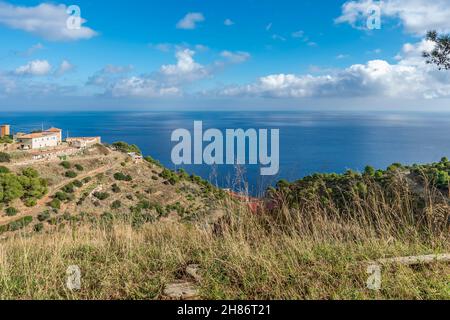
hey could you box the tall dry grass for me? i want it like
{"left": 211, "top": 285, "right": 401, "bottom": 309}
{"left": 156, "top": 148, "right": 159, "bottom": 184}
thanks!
{"left": 0, "top": 175, "right": 448, "bottom": 300}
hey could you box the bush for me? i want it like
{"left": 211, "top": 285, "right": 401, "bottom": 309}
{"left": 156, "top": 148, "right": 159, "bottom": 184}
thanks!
{"left": 93, "top": 192, "right": 110, "bottom": 201}
{"left": 111, "top": 184, "right": 121, "bottom": 193}
{"left": 8, "top": 216, "right": 33, "bottom": 231}
{"left": 111, "top": 200, "right": 122, "bottom": 209}
{"left": 54, "top": 192, "right": 69, "bottom": 201}
{"left": 65, "top": 171, "right": 77, "bottom": 178}
{"left": 112, "top": 142, "right": 141, "bottom": 154}
{"left": 74, "top": 164, "right": 84, "bottom": 171}
{"left": 72, "top": 180, "right": 83, "bottom": 188}
{"left": 0, "top": 166, "right": 10, "bottom": 174}
{"left": 48, "top": 199, "right": 61, "bottom": 210}
{"left": 60, "top": 161, "right": 71, "bottom": 169}
{"left": 82, "top": 177, "right": 92, "bottom": 184}
{"left": 5, "top": 207, "right": 18, "bottom": 216}
{"left": 37, "top": 211, "right": 51, "bottom": 222}
{"left": 24, "top": 198, "right": 37, "bottom": 207}
{"left": 34, "top": 223, "right": 44, "bottom": 232}
{"left": 0, "top": 152, "right": 11, "bottom": 163}
{"left": 62, "top": 183, "right": 75, "bottom": 193}
{"left": 114, "top": 172, "right": 132, "bottom": 182}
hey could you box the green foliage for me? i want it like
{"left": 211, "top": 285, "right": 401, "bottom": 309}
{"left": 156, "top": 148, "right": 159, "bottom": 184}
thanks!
{"left": 72, "top": 180, "right": 83, "bottom": 188}
{"left": 111, "top": 200, "right": 122, "bottom": 209}
{"left": 144, "top": 156, "right": 162, "bottom": 167}
{"left": 8, "top": 216, "right": 33, "bottom": 232}
{"left": 48, "top": 199, "right": 61, "bottom": 210}
{"left": 5, "top": 207, "right": 18, "bottom": 216}
{"left": 74, "top": 164, "right": 84, "bottom": 171}
{"left": 33, "top": 223, "right": 44, "bottom": 232}
{"left": 423, "top": 30, "right": 450, "bottom": 70}
{"left": 114, "top": 172, "right": 132, "bottom": 182}
{"left": 54, "top": 192, "right": 69, "bottom": 201}
{"left": 60, "top": 161, "right": 71, "bottom": 169}
{"left": 0, "top": 166, "right": 10, "bottom": 174}
{"left": 93, "top": 192, "right": 110, "bottom": 201}
{"left": 0, "top": 152, "right": 11, "bottom": 163}
{"left": 0, "top": 168, "right": 47, "bottom": 206}
{"left": 65, "top": 171, "right": 77, "bottom": 178}
{"left": 111, "top": 184, "right": 121, "bottom": 193}
{"left": 112, "top": 142, "right": 141, "bottom": 155}
{"left": 37, "top": 211, "right": 51, "bottom": 222}
{"left": 0, "top": 136, "right": 13, "bottom": 144}
{"left": 364, "top": 166, "right": 375, "bottom": 177}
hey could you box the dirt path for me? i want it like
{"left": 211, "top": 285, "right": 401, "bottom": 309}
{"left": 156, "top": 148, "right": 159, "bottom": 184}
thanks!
{"left": 0, "top": 159, "right": 123, "bottom": 226}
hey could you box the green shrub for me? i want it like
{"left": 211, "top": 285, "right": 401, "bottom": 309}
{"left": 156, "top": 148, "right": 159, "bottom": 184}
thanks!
{"left": 93, "top": 192, "right": 110, "bottom": 200}
{"left": 0, "top": 166, "right": 10, "bottom": 174}
{"left": 65, "top": 171, "right": 77, "bottom": 178}
{"left": 8, "top": 216, "right": 33, "bottom": 231}
{"left": 72, "top": 180, "right": 83, "bottom": 188}
{"left": 111, "top": 184, "right": 121, "bottom": 193}
{"left": 114, "top": 172, "right": 132, "bottom": 181}
{"left": 82, "top": 176, "right": 92, "bottom": 184}
{"left": 34, "top": 223, "right": 44, "bottom": 232}
{"left": 111, "top": 200, "right": 122, "bottom": 209}
{"left": 112, "top": 142, "right": 141, "bottom": 154}
{"left": 54, "top": 192, "right": 69, "bottom": 201}
{"left": 74, "top": 164, "right": 84, "bottom": 171}
{"left": 60, "top": 161, "right": 71, "bottom": 169}
{"left": 48, "top": 199, "right": 61, "bottom": 210}
{"left": 37, "top": 211, "right": 51, "bottom": 222}
{"left": 62, "top": 183, "right": 75, "bottom": 193}
{"left": 5, "top": 207, "right": 18, "bottom": 216}
{"left": 0, "top": 152, "right": 11, "bottom": 163}
{"left": 24, "top": 198, "right": 37, "bottom": 207}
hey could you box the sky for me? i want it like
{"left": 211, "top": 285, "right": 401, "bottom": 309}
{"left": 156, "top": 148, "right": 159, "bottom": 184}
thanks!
{"left": 1, "top": 0, "right": 450, "bottom": 110}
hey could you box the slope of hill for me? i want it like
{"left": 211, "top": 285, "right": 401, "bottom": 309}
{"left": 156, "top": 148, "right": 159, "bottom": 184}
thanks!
{"left": 0, "top": 144, "right": 448, "bottom": 300}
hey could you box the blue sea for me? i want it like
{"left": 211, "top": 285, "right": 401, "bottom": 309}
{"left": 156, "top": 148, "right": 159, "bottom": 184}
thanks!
{"left": 2, "top": 110, "right": 450, "bottom": 196}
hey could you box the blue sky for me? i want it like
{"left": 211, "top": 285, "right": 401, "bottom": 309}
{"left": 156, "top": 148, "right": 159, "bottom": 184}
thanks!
{"left": 1, "top": 0, "right": 450, "bottom": 110}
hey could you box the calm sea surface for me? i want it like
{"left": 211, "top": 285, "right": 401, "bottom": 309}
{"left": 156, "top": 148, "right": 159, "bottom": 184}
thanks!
{"left": 2, "top": 111, "right": 450, "bottom": 195}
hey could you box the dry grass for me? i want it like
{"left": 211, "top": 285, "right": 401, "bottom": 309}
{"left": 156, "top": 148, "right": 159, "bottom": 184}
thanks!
{"left": 0, "top": 177, "right": 449, "bottom": 300}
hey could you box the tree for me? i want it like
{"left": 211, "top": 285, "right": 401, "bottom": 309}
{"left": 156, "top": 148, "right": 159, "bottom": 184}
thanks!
{"left": 423, "top": 30, "right": 450, "bottom": 70}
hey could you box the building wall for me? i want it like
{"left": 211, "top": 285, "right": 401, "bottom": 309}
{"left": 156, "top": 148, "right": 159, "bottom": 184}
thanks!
{"left": 0, "top": 125, "right": 10, "bottom": 137}
{"left": 17, "top": 134, "right": 58, "bottom": 149}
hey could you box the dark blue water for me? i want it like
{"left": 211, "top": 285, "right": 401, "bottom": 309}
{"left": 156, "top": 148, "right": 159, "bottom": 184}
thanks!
{"left": 2, "top": 111, "right": 450, "bottom": 196}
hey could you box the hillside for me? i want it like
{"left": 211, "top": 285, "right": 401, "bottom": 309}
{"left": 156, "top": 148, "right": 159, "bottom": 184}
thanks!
{"left": 0, "top": 144, "right": 448, "bottom": 300}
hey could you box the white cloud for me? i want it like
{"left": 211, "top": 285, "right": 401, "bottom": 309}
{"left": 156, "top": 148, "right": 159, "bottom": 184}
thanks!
{"left": 217, "top": 40, "right": 450, "bottom": 100}
{"left": 15, "top": 59, "right": 51, "bottom": 76}
{"left": 55, "top": 60, "right": 74, "bottom": 76}
{"left": 0, "top": 1, "right": 97, "bottom": 41}
{"left": 220, "top": 51, "right": 251, "bottom": 64}
{"left": 87, "top": 64, "right": 133, "bottom": 86}
{"left": 160, "top": 49, "right": 209, "bottom": 83}
{"left": 292, "top": 30, "right": 305, "bottom": 38}
{"left": 336, "top": 54, "right": 350, "bottom": 59}
{"left": 336, "top": 0, "right": 450, "bottom": 35}
{"left": 176, "top": 12, "right": 205, "bottom": 30}
{"left": 91, "top": 50, "right": 209, "bottom": 98}
{"left": 111, "top": 77, "right": 181, "bottom": 98}
{"left": 224, "top": 19, "right": 235, "bottom": 26}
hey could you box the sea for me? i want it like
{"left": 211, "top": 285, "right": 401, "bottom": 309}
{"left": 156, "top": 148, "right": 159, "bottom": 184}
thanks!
{"left": 2, "top": 110, "right": 450, "bottom": 196}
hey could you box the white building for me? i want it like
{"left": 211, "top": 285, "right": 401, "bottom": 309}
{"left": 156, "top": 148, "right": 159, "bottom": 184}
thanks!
{"left": 16, "top": 128, "right": 62, "bottom": 150}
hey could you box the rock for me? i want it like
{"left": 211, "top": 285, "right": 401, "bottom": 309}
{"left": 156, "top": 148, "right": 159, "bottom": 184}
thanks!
{"left": 186, "top": 264, "right": 203, "bottom": 282}
{"left": 163, "top": 281, "right": 199, "bottom": 300}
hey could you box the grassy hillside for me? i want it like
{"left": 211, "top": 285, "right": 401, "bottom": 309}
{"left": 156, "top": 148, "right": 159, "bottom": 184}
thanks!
{"left": 0, "top": 145, "right": 448, "bottom": 299}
